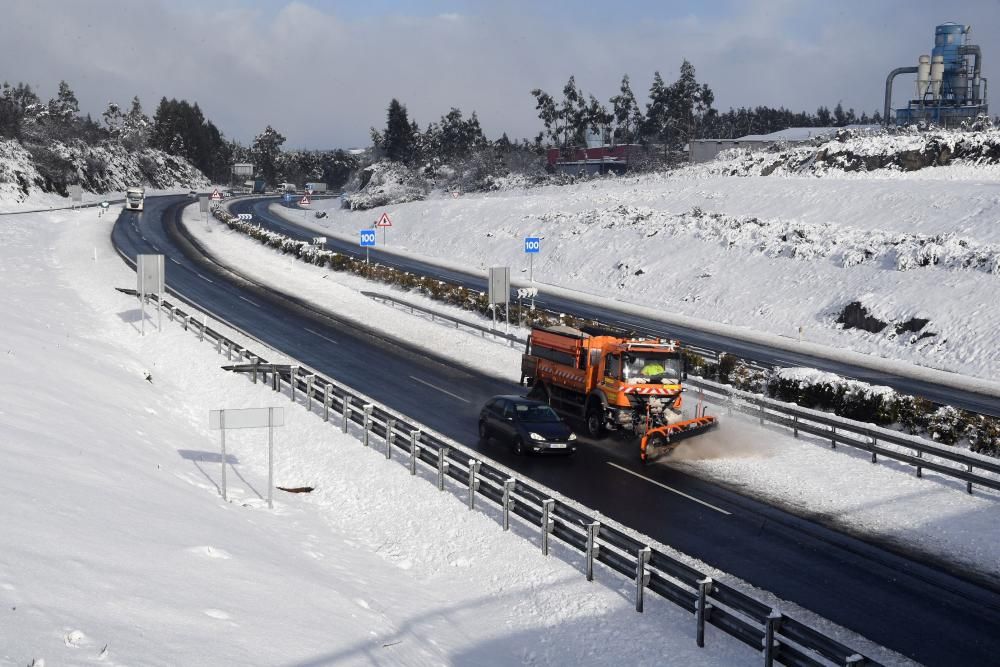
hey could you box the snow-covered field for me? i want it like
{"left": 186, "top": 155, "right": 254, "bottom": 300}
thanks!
{"left": 191, "top": 202, "right": 1000, "bottom": 588}
{"left": 2, "top": 200, "right": 797, "bottom": 666}
{"left": 287, "top": 162, "right": 1000, "bottom": 383}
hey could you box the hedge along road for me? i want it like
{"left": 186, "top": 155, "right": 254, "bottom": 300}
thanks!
{"left": 235, "top": 197, "right": 1000, "bottom": 419}
{"left": 113, "top": 195, "right": 1000, "bottom": 666}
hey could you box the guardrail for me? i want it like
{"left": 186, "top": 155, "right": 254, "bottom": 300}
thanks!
{"left": 687, "top": 377, "right": 1000, "bottom": 495}
{"left": 124, "top": 287, "right": 881, "bottom": 667}
{"left": 363, "top": 290, "right": 725, "bottom": 362}
{"left": 366, "top": 290, "right": 999, "bottom": 496}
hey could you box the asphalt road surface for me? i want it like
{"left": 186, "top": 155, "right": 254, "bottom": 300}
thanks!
{"left": 110, "top": 195, "right": 1000, "bottom": 666}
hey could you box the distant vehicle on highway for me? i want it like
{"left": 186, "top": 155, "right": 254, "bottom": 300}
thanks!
{"left": 478, "top": 395, "right": 577, "bottom": 455}
{"left": 188, "top": 190, "right": 197, "bottom": 198}
{"left": 315, "top": 210, "right": 328, "bottom": 219}
{"left": 125, "top": 186, "right": 145, "bottom": 211}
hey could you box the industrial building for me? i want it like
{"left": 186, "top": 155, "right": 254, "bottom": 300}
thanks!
{"left": 885, "top": 22, "right": 987, "bottom": 127}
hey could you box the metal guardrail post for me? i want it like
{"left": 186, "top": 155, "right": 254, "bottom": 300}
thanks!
{"left": 831, "top": 426, "right": 836, "bottom": 448}
{"left": 386, "top": 418, "right": 396, "bottom": 460}
{"left": 324, "top": 385, "right": 331, "bottom": 421}
{"left": 502, "top": 478, "right": 515, "bottom": 531}
{"left": 362, "top": 405, "right": 373, "bottom": 447}
{"left": 916, "top": 450, "right": 922, "bottom": 478}
{"left": 792, "top": 415, "right": 798, "bottom": 438}
{"left": 635, "top": 547, "right": 652, "bottom": 612}
{"left": 467, "top": 459, "right": 480, "bottom": 509}
{"left": 759, "top": 401, "right": 764, "bottom": 425}
{"left": 763, "top": 610, "right": 783, "bottom": 667}
{"left": 168, "top": 305, "right": 174, "bottom": 322}
{"left": 586, "top": 522, "right": 600, "bottom": 581}
{"left": 273, "top": 368, "right": 280, "bottom": 393}
{"left": 541, "top": 499, "right": 555, "bottom": 555}
{"left": 968, "top": 464, "right": 974, "bottom": 494}
{"left": 696, "top": 577, "right": 713, "bottom": 648}
{"left": 226, "top": 341, "right": 232, "bottom": 360}
{"left": 409, "top": 430, "right": 421, "bottom": 475}
{"left": 290, "top": 366, "right": 297, "bottom": 401}
{"left": 199, "top": 318, "right": 205, "bottom": 341}
{"left": 216, "top": 336, "right": 222, "bottom": 354}
{"left": 437, "top": 447, "right": 450, "bottom": 490}
{"left": 306, "top": 375, "right": 315, "bottom": 410}
{"left": 871, "top": 436, "right": 877, "bottom": 463}
{"left": 183, "top": 315, "right": 189, "bottom": 331}
{"left": 342, "top": 396, "right": 351, "bottom": 433}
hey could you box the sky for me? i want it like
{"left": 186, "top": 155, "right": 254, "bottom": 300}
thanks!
{"left": 2, "top": 0, "right": 999, "bottom": 148}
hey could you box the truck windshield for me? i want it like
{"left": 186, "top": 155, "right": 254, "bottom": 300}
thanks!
{"left": 622, "top": 352, "right": 682, "bottom": 383}
{"left": 127, "top": 192, "right": 142, "bottom": 201}
{"left": 515, "top": 404, "right": 561, "bottom": 423}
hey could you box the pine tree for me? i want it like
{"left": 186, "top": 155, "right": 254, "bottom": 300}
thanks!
{"left": 379, "top": 98, "right": 416, "bottom": 163}
{"left": 251, "top": 125, "right": 286, "bottom": 186}
{"left": 609, "top": 75, "right": 640, "bottom": 144}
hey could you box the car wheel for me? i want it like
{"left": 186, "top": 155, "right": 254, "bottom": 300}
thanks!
{"left": 513, "top": 437, "right": 526, "bottom": 456}
{"left": 478, "top": 420, "right": 489, "bottom": 442}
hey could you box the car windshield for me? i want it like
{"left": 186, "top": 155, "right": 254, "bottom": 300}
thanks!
{"left": 622, "top": 352, "right": 682, "bottom": 383}
{"left": 514, "top": 403, "right": 561, "bottom": 423}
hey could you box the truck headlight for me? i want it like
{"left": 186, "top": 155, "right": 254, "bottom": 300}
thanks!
{"left": 529, "top": 432, "right": 545, "bottom": 441}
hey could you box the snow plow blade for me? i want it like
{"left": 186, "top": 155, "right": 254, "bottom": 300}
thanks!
{"left": 640, "top": 416, "right": 719, "bottom": 464}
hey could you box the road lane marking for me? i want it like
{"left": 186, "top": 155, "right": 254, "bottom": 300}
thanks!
{"left": 238, "top": 295, "right": 259, "bottom": 307}
{"left": 170, "top": 258, "right": 182, "bottom": 265}
{"left": 304, "top": 328, "right": 339, "bottom": 345}
{"left": 606, "top": 462, "right": 731, "bottom": 515}
{"left": 195, "top": 273, "right": 213, "bottom": 283}
{"left": 409, "top": 375, "right": 471, "bottom": 403}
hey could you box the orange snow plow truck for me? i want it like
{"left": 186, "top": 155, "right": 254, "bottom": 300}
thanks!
{"left": 521, "top": 325, "right": 717, "bottom": 462}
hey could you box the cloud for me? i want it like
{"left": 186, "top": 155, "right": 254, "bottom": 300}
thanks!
{"left": 3, "top": 0, "right": 998, "bottom": 148}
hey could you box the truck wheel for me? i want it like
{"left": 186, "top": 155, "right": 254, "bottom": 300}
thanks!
{"left": 585, "top": 403, "right": 605, "bottom": 439}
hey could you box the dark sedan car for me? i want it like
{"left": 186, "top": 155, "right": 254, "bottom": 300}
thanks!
{"left": 478, "top": 395, "right": 577, "bottom": 455}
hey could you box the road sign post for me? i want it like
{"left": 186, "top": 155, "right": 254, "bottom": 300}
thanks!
{"left": 375, "top": 211, "right": 392, "bottom": 246}
{"left": 209, "top": 407, "right": 285, "bottom": 508}
{"left": 136, "top": 254, "right": 164, "bottom": 336}
{"left": 488, "top": 266, "right": 511, "bottom": 333}
{"left": 524, "top": 237, "right": 540, "bottom": 311}
{"left": 360, "top": 229, "right": 376, "bottom": 264}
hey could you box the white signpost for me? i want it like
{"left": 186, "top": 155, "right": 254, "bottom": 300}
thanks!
{"left": 488, "top": 266, "right": 511, "bottom": 333}
{"left": 69, "top": 184, "right": 82, "bottom": 209}
{"left": 209, "top": 407, "right": 285, "bottom": 509}
{"left": 136, "top": 254, "right": 164, "bottom": 336}
{"left": 516, "top": 287, "right": 539, "bottom": 327}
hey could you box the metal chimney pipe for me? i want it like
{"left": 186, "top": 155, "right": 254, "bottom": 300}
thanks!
{"left": 884, "top": 66, "right": 918, "bottom": 126}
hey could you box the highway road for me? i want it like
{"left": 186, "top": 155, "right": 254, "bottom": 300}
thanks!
{"left": 112, "top": 195, "right": 1000, "bottom": 666}
{"left": 239, "top": 197, "right": 1000, "bottom": 419}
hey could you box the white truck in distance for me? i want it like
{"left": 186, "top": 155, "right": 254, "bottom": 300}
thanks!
{"left": 125, "top": 187, "right": 145, "bottom": 211}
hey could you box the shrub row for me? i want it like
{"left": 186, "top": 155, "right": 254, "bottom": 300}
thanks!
{"left": 211, "top": 205, "right": 999, "bottom": 458}
{"left": 699, "top": 357, "right": 999, "bottom": 455}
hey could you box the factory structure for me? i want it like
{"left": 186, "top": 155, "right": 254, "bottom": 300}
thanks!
{"left": 885, "top": 22, "right": 987, "bottom": 127}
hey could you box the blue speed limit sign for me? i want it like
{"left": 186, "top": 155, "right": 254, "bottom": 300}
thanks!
{"left": 360, "top": 229, "right": 377, "bottom": 247}
{"left": 524, "top": 237, "right": 540, "bottom": 253}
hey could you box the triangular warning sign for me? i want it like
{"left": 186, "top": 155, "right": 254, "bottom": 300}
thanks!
{"left": 375, "top": 212, "right": 392, "bottom": 227}
{"left": 299, "top": 196, "right": 311, "bottom": 206}
{"left": 210, "top": 190, "right": 222, "bottom": 201}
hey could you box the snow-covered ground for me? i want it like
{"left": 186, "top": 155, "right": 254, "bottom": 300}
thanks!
{"left": 190, "top": 202, "right": 1000, "bottom": 589}
{"left": 3, "top": 200, "right": 812, "bottom": 666}
{"left": 282, "top": 163, "right": 1000, "bottom": 383}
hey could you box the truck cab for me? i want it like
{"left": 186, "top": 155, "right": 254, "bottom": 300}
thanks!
{"left": 125, "top": 187, "right": 145, "bottom": 211}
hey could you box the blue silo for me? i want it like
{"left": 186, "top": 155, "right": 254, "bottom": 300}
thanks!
{"left": 933, "top": 23, "right": 969, "bottom": 102}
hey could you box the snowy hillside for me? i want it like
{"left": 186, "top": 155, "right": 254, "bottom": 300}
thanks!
{"left": 0, "top": 137, "right": 208, "bottom": 205}
{"left": 292, "top": 134, "right": 1000, "bottom": 383}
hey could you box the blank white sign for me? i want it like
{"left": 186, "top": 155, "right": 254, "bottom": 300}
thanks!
{"left": 210, "top": 407, "right": 285, "bottom": 430}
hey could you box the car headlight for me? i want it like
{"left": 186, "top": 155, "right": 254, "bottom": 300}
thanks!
{"left": 529, "top": 432, "right": 545, "bottom": 441}
{"left": 568, "top": 433, "right": 577, "bottom": 441}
